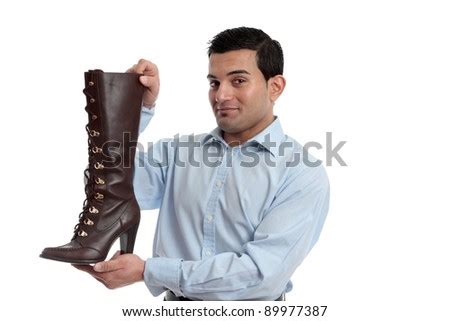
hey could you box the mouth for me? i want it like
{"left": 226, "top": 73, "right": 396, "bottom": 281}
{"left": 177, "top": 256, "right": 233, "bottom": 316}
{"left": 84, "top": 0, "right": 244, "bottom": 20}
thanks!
{"left": 215, "top": 107, "right": 239, "bottom": 117}
{"left": 216, "top": 106, "right": 239, "bottom": 111}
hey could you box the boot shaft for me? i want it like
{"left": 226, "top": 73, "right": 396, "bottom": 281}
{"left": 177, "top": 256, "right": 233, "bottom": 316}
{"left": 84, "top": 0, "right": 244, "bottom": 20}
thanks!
{"left": 84, "top": 70, "right": 143, "bottom": 143}
{"left": 83, "top": 70, "right": 144, "bottom": 229}
{"left": 83, "top": 70, "right": 143, "bottom": 198}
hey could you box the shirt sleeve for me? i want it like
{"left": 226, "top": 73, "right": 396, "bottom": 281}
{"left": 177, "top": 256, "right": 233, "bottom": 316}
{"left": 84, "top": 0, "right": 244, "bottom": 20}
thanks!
{"left": 143, "top": 164, "right": 330, "bottom": 300}
{"left": 133, "top": 105, "right": 173, "bottom": 210}
{"left": 133, "top": 137, "right": 174, "bottom": 210}
{"left": 139, "top": 105, "right": 155, "bottom": 134}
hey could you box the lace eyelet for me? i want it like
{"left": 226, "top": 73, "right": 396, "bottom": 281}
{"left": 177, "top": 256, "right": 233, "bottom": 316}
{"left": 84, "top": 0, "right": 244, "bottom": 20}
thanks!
{"left": 95, "top": 192, "right": 104, "bottom": 200}
{"left": 88, "top": 81, "right": 94, "bottom": 86}
{"left": 92, "top": 146, "right": 102, "bottom": 154}
{"left": 89, "top": 206, "right": 99, "bottom": 214}
{"left": 95, "top": 177, "right": 105, "bottom": 185}
{"left": 83, "top": 218, "right": 94, "bottom": 226}
{"left": 89, "top": 130, "right": 100, "bottom": 137}
{"left": 90, "top": 98, "right": 96, "bottom": 103}
{"left": 78, "top": 230, "right": 88, "bottom": 237}
{"left": 94, "top": 162, "right": 104, "bottom": 170}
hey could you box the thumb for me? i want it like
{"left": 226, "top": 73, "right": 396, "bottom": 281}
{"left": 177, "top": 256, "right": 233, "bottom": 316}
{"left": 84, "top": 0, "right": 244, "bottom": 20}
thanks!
{"left": 139, "top": 75, "right": 151, "bottom": 87}
{"left": 94, "top": 257, "right": 120, "bottom": 272}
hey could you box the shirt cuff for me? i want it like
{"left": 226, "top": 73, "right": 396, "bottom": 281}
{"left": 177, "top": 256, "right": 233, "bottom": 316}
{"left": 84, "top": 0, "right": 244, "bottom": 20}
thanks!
{"left": 143, "top": 257, "right": 183, "bottom": 297}
{"left": 142, "top": 103, "right": 156, "bottom": 110}
{"left": 139, "top": 106, "right": 155, "bottom": 134}
{"left": 141, "top": 105, "right": 155, "bottom": 115}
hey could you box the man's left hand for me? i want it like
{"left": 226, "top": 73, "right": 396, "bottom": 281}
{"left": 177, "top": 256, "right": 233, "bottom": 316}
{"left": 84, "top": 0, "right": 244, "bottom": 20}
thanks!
{"left": 72, "top": 251, "right": 145, "bottom": 289}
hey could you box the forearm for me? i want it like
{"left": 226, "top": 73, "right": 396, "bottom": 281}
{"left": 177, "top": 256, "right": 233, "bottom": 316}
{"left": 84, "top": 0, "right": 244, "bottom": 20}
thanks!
{"left": 144, "top": 252, "right": 281, "bottom": 301}
{"left": 143, "top": 239, "right": 307, "bottom": 301}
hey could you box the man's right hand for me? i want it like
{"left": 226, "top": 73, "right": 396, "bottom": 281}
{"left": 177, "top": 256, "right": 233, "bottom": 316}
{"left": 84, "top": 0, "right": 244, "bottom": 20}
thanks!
{"left": 127, "top": 59, "right": 160, "bottom": 108}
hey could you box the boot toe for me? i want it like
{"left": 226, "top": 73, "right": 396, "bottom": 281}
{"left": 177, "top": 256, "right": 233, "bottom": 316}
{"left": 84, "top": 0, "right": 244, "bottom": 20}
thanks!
{"left": 40, "top": 241, "right": 105, "bottom": 264}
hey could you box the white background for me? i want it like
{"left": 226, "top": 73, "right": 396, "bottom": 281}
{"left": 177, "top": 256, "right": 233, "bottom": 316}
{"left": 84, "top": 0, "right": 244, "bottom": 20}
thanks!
{"left": 1, "top": 0, "right": 449, "bottom": 320}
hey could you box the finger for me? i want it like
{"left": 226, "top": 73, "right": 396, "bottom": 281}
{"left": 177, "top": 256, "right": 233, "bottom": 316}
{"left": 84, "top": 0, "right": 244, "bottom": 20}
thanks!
{"left": 72, "top": 264, "right": 105, "bottom": 281}
{"left": 72, "top": 264, "right": 95, "bottom": 273}
{"left": 94, "top": 258, "right": 121, "bottom": 273}
{"left": 139, "top": 75, "right": 158, "bottom": 88}
{"left": 92, "top": 275, "right": 108, "bottom": 286}
{"left": 125, "top": 64, "right": 137, "bottom": 73}
{"left": 135, "top": 59, "right": 158, "bottom": 76}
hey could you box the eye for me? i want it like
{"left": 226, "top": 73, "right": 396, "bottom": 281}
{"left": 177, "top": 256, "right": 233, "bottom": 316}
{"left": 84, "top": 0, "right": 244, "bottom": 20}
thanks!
{"left": 209, "top": 80, "right": 219, "bottom": 89}
{"left": 233, "top": 78, "right": 246, "bottom": 86}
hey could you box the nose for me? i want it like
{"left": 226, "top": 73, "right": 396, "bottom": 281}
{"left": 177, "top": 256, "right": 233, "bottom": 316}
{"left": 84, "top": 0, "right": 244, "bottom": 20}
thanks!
{"left": 215, "top": 83, "right": 233, "bottom": 104}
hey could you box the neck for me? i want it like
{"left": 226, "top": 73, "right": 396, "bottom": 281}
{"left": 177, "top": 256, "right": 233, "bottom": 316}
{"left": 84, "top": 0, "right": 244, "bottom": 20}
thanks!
{"left": 223, "top": 114, "right": 275, "bottom": 147}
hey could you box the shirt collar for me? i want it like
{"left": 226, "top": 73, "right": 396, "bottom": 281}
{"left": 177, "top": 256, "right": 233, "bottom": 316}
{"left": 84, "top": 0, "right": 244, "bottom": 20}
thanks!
{"left": 201, "top": 116, "right": 285, "bottom": 157}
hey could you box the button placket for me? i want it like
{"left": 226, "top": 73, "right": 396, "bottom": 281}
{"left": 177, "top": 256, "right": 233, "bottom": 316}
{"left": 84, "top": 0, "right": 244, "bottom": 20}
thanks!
{"left": 201, "top": 145, "right": 229, "bottom": 259}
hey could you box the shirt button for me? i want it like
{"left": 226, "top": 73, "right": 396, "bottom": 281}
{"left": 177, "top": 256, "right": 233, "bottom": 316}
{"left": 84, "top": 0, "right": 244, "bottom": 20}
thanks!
{"left": 207, "top": 215, "right": 213, "bottom": 222}
{"left": 215, "top": 180, "right": 222, "bottom": 188}
{"left": 205, "top": 250, "right": 211, "bottom": 256}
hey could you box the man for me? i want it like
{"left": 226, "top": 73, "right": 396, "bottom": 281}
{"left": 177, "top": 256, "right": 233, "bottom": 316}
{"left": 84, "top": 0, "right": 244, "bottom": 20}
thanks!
{"left": 74, "top": 27, "right": 330, "bottom": 301}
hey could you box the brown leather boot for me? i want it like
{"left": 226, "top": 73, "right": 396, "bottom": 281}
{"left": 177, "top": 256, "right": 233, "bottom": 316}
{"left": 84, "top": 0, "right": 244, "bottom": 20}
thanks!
{"left": 40, "top": 70, "right": 144, "bottom": 264}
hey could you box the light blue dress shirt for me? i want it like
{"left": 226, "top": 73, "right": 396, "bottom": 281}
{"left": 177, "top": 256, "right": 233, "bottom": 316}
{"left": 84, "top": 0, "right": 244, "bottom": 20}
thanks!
{"left": 134, "top": 107, "right": 330, "bottom": 300}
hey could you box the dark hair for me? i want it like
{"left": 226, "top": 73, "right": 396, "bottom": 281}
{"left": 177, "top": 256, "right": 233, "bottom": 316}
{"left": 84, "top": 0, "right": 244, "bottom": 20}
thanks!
{"left": 207, "top": 27, "right": 284, "bottom": 81}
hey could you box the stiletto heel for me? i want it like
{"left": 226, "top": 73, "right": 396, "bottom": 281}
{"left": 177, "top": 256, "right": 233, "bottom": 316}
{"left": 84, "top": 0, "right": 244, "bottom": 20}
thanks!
{"left": 120, "top": 224, "right": 139, "bottom": 254}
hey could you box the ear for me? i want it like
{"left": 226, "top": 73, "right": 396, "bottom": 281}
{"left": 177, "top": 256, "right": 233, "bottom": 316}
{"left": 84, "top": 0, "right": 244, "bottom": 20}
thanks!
{"left": 268, "top": 75, "right": 286, "bottom": 103}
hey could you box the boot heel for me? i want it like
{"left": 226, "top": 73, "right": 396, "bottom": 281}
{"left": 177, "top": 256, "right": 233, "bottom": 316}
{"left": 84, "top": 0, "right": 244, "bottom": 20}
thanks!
{"left": 120, "top": 224, "right": 139, "bottom": 254}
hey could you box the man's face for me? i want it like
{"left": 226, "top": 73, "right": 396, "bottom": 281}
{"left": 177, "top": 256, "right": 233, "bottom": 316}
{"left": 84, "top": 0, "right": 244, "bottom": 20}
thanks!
{"left": 207, "top": 49, "right": 273, "bottom": 139}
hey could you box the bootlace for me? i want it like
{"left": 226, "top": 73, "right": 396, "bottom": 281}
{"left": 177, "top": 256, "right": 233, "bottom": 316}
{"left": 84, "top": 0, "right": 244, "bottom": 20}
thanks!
{"left": 72, "top": 75, "right": 104, "bottom": 240}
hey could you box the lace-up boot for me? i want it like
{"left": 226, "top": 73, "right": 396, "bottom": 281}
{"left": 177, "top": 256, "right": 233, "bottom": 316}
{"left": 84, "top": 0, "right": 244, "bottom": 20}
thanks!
{"left": 40, "top": 70, "right": 144, "bottom": 264}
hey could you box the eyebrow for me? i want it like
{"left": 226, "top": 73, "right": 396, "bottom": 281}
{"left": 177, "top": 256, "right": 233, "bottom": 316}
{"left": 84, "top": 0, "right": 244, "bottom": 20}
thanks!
{"left": 207, "top": 69, "right": 251, "bottom": 79}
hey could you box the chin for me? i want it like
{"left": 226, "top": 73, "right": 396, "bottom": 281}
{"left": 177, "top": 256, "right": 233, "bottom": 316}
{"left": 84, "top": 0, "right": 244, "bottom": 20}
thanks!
{"left": 216, "top": 119, "right": 236, "bottom": 132}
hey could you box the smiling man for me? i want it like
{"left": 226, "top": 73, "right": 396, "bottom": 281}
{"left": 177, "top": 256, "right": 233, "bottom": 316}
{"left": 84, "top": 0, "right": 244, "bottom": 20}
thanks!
{"left": 207, "top": 48, "right": 285, "bottom": 147}
{"left": 74, "top": 27, "right": 330, "bottom": 301}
